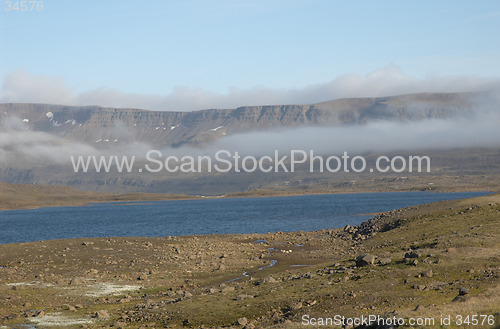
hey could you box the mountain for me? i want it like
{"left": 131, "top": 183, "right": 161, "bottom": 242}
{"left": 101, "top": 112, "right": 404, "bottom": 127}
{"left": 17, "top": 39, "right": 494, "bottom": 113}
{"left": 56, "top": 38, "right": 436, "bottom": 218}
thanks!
{"left": 1, "top": 91, "right": 499, "bottom": 194}
{"left": 0, "top": 92, "right": 478, "bottom": 148}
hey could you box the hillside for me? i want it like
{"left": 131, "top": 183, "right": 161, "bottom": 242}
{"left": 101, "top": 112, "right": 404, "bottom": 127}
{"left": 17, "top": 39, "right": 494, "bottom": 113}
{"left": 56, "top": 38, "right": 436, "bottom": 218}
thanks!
{"left": 0, "top": 92, "right": 479, "bottom": 148}
{"left": 1, "top": 91, "right": 498, "bottom": 194}
{"left": 1, "top": 192, "right": 498, "bottom": 328}
{"left": 0, "top": 182, "right": 199, "bottom": 210}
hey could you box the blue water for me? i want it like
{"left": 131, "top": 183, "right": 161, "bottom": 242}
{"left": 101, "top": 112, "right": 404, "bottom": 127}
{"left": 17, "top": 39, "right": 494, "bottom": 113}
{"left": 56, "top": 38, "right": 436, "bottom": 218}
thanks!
{"left": 0, "top": 191, "right": 490, "bottom": 244}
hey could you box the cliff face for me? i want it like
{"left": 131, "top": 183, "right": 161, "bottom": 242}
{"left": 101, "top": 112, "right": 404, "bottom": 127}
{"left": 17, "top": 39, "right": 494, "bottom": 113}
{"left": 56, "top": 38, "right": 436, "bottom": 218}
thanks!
{"left": 0, "top": 92, "right": 476, "bottom": 148}
{"left": 0, "top": 92, "right": 489, "bottom": 193}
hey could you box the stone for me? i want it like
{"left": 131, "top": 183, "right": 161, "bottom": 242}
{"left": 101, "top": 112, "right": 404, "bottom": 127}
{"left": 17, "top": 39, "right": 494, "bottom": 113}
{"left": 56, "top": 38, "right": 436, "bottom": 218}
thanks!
{"left": 34, "top": 310, "right": 46, "bottom": 317}
{"left": 62, "top": 304, "right": 76, "bottom": 311}
{"left": 452, "top": 295, "right": 469, "bottom": 302}
{"left": 405, "top": 258, "right": 419, "bottom": 266}
{"left": 422, "top": 269, "right": 433, "bottom": 278}
{"left": 256, "top": 276, "right": 277, "bottom": 285}
{"left": 290, "top": 301, "right": 303, "bottom": 310}
{"left": 413, "top": 284, "right": 426, "bottom": 290}
{"left": 95, "top": 309, "right": 110, "bottom": 318}
{"left": 379, "top": 257, "right": 392, "bottom": 265}
{"left": 236, "top": 294, "right": 254, "bottom": 301}
{"left": 355, "top": 254, "right": 376, "bottom": 267}
{"left": 459, "top": 287, "right": 469, "bottom": 296}
{"left": 222, "top": 286, "right": 235, "bottom": 293}
{"left": 69, "top": 277, "right": 84, "bottom": 285}
{"left": 236, "top": 317, "right": 248, "bottom": 326}
{"left": 404, "top": 250, "right": 420, "bottom": 259}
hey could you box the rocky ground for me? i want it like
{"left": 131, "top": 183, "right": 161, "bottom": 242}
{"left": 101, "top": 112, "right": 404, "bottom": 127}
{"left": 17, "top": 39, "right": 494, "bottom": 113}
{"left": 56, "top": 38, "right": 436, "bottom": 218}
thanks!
{"left": 0, "top": 194, "right": 499, "bottom": 328}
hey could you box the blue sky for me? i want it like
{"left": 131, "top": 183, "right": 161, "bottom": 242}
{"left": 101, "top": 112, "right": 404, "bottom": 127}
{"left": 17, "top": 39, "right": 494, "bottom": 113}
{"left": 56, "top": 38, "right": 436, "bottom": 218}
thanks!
{"left": 1, "top": 0, "right": 500, "bottom": 110}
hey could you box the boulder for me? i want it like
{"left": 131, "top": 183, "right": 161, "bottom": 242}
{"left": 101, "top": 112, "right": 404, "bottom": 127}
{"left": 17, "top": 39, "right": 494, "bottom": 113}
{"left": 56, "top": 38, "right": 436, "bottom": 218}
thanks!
{"left": 356, "top": 254, "right": 376, "bottom": 267}
{"left": 236, "top": 317, "right": 248, "bottom": 326}
{"left": 404, "top": 250, "right": 420, "bottom": 259}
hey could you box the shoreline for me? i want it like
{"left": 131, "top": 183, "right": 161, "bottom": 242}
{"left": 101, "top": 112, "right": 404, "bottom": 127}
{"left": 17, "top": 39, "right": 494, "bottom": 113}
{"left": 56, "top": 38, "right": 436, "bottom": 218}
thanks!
{"left": 1, "top": 193, "right": 499, "bottom": 328}
{"left": 0, "top": 191, "right": 492, "bottom": 245}
{"left": 1, "top": 191, "right": 495, "bottom": 246}
{"left": 1, "top": 180, "right": 496, "bottom": 211}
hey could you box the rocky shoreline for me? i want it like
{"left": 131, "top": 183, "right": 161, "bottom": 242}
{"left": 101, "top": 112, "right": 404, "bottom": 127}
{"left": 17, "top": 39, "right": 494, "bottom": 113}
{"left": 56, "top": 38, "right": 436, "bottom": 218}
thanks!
{"left": 1, "top": 194, "right": 499, "bottom": 328}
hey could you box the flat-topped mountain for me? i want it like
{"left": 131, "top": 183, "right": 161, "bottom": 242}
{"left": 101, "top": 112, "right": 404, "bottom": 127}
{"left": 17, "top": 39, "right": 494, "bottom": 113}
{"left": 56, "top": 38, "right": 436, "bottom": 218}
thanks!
{"left": 1, "top": 91, "right": 498, "bottom": 194}
{"left": 0, "top": 92, "right": 478, "bottom": 148}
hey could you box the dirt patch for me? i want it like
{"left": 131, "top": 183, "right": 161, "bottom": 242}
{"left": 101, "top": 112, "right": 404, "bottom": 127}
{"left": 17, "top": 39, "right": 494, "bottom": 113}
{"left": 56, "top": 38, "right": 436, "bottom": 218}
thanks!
{"left": 82, "top": 283, "right": 141, "bottom": 297}
{"left": 29, "top": 312, "right": 94, "bottom": 327}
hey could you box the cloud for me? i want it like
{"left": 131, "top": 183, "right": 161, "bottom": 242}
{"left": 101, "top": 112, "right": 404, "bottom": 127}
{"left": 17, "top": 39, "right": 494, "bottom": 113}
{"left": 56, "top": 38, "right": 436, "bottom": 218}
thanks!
{"left": 1, "top": 65, "right": 500, "bottom": 111}
{"left": 0, "top": 70, "right": 76, "bottom": 106}
{"left": 0, "top": 116, "right": 153, "bottom": 166}
{"left": 206, "top": 115, "right": 500, "bottom": 157}
{"left": 0, "top": 116, "right": 96, "bottom": 166}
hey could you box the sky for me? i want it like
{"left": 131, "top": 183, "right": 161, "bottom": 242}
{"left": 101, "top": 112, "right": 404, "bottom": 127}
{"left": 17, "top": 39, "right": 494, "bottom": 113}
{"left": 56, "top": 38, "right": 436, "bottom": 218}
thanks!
{"left": 1, "top": 0, "right": 500, "bottom": 111}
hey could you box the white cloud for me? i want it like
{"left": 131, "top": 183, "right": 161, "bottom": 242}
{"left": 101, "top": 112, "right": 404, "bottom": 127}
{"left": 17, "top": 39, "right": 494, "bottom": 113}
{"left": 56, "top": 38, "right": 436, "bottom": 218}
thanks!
{"left": 1, "top": 65, "right": 500, "bottom": 111}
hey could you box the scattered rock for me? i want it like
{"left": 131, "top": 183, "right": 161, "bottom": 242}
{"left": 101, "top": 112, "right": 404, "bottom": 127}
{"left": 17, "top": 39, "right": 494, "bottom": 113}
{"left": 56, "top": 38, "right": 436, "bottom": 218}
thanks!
{"left": 290, "top": 301, "right": 303, "bottom": 310}
{"left": 236, "top": 317, "right": 248, "bottom": 326}
{"left": 379, "top": 257, "right": 392, "bottom": 265}
{"left": 34, "top": 310, "right": 46, "bottom": 317}
{"left": 62, "top": 304, "right": 76, "bottom": 311}
{"left": 236, "top": 294, "right": 254, "bottom": 301}
{"left": 355, "top": 254, "right": 376, "bottom": 267}
{"left": 113, "top": 321, "right": 127, "bottom": 328}
{"left": 306, "top": 300, "right": 317, "bottom": 306}
{"left": 222, "top": 286, "right": 235, "bottom": 293}
{"left": 339, "top": 276, "right": 349, "bottom": 282}
{"left": 422, "top": 269, "right": 433, "bottom": 278}
{"left": 256, "top": 276, "right": 277, "bottom": 285}
{"left": 404, "top": 250, "right": 420, "bottom": 259}
{"left": 118, "top": 297, "right": 131, "bottom": 303}
{"left": 137, "top": 274, "right": 148, "bottom": 280}
{"left": 414, "top": 305, "right": 423, "bottom": 311}
{"left": 452, "top": 295, "right": 469, "bottom": 303}
{"left": 413, "top": 284, "right": 426, "bottom": 291}
{"left": 69, "top": 277, "right": 85, "bottom": 285}
{"left": 94, "top": 309, "right": 110, "bottom": 318}
{"left": 405, "top": 258, "right": 419, "bottom": 266}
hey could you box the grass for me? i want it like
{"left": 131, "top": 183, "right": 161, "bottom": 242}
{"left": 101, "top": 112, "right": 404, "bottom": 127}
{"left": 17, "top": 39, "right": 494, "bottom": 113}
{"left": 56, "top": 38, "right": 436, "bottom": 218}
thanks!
{"left": 0, "top": 194, "right": 498, "bottom": 328}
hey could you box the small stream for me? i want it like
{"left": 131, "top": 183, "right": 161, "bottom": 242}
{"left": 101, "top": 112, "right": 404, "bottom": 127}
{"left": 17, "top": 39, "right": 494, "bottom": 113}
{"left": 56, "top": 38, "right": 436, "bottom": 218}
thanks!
{"left": 224, "top": 259, "right": 278, "bottom": 283}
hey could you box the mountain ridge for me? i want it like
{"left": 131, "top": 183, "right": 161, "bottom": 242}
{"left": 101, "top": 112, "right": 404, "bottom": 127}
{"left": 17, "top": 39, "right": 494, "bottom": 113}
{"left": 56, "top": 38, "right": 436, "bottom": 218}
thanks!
{"left": 0, "top": 91, "right": 482, "bottom": 148}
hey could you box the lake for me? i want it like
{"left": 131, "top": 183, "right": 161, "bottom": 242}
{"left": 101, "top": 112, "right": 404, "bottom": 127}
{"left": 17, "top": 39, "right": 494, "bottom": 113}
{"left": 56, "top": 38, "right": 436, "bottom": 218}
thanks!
{"left": 0, "top": 191, "right": 490, "bottom": 244}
